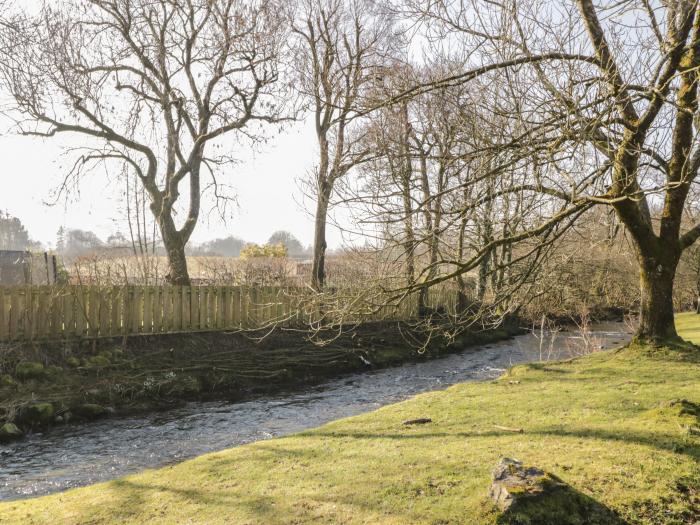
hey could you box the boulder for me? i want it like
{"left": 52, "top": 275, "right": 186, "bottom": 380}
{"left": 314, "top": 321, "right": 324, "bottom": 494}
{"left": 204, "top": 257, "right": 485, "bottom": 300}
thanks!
{"left": 489, "top": 458, "right": 624, "bottom": 525}
{"left": 15, "top": 361, "right": 47, "bottom": 381}
{"left": 0, "top": 374, "right": 16, "bottom": 388}
{"left": 19, "top": 403, "right": 55, "bottom": 427}
{"left": 489, "top": 458, "right": 556, "bottom": 511}
{"left": 65, "top": 356, "right": 81, "bottom": 368}
{"left": 46, "top": 365, "right": 64, "bottom": 376}
{"left": 85, "top": 355, "right": 111, "bottom": 368}
{"left": 0, "top": 422, "right": 23, "bottom": 443}
{"left": 71, "top": 403, "right": 108, "bottom": 421}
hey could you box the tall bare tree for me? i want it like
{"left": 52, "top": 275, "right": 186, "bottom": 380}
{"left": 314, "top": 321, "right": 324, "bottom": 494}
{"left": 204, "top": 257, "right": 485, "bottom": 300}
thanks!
{"left": 0, "top": 0, "right": 289, "bottom": 284}
{"left": 293, "top": 0, "right": 393, "bottom": 289}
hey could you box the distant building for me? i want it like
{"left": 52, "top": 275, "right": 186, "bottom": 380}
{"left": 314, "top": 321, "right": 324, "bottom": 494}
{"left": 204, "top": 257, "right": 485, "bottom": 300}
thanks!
{"left": 0, "top": 251, "right": 58, "bottom": 285}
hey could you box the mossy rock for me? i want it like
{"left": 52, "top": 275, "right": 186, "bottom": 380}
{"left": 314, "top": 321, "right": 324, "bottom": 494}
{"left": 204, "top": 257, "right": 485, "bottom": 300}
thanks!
{"left": 163, "top": 375, "right": 202, "bottom": 396}
{"left": 490, "top": 458, "right": 624, "bottom": 525}
{"left": 46, "top": 365, "right": 64, "bottom": 376}
{"left": 0, "top": 374, "right": 16, "bottom": 388}
{"left": 85, "top": 355, "right": 111, "bottom": 368}
{"left": 71, "top": 403, "right": 108, "bottom": 421}
{"left": 15, "top": 361, "right": 47, "bottom": 381}
{"left": 19, "top": 403, "right": 54, "bottom": 427}
{"left": 0, "top": 422, "right": 23, "bottom": 443}
{"left": 177, "top": 375, "right": 202, "bottom": 395}
{"left": 65, "top": 356, "right": 81, "bottom": 368}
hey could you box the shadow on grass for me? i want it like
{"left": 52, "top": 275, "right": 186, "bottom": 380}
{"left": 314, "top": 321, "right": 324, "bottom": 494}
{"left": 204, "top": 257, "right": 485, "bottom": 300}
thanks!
{"left": 309, "top": 425, "right": 700, "bottom": 461}
{"left": 495, "top": 476, "right": 629, "bottom": 525}
{"left": 92, "top": 478, "right": 288, "bottom": 525}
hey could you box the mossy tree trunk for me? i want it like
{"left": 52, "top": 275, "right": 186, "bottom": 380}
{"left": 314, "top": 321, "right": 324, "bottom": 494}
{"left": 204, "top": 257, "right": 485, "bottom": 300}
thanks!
{"left": 636, "top": 249, "right": 679, "bottom": 341}
{"left": 577, "top": 0, "right": 700, "bottom": 343}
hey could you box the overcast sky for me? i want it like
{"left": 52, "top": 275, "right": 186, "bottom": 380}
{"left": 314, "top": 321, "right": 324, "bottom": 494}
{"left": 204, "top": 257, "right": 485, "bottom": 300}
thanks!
{"left": 0, "top": 116, "right": 351, "bottom": 250}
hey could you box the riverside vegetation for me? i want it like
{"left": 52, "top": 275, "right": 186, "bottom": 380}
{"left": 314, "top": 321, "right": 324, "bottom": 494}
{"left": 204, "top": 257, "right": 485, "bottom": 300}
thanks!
{"left": 0, "top": 323, "right": 516, "bottom": 442}
{"left": 0, "top": 316, "right": 697, "bottom": 524}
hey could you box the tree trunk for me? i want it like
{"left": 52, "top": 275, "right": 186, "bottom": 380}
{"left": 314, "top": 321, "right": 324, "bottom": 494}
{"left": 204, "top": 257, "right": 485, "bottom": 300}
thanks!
{"left": 636, "top": 253, "right": 679, "bottom": 341}
{"left": 311, "top": 187, "right": 330, "bottom": 290}
{"left": 159, "top": 218, "right": 190, "bottom": 286}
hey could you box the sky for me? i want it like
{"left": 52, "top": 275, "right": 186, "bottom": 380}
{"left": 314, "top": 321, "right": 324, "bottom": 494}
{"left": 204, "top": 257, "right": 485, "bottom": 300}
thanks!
{"left": 0, "top": 117, "right": 350, "bottom": 250}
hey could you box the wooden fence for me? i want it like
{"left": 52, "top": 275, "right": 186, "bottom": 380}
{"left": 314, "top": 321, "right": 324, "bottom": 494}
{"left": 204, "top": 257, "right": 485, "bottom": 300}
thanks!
{"left": 0, "top": 285, "right": 459, "bottom": 342}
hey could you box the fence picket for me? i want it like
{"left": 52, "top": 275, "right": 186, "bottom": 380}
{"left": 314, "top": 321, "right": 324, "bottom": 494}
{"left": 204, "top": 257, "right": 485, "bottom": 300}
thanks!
{"left": 162, "top": 287, "right": 172, "bottom": 333}
{"left": 0, "top": 288, "right": 6, "bottom": 341}
{"left": 173, "top": 287, "right": 182, "bottom": 332}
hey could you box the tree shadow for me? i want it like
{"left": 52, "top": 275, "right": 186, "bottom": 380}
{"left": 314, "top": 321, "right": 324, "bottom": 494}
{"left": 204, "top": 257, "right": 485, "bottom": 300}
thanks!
{"left": 309, "top": 425, "right": 699, "bottom": 461}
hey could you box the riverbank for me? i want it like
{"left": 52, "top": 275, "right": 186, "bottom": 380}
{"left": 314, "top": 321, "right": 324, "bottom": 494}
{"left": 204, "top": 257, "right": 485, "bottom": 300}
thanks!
{"left": 0, "top": 322, "right": 517, "bottom": 442}
{"left": 1, "top": 320, "right": 698, "bottom": 523}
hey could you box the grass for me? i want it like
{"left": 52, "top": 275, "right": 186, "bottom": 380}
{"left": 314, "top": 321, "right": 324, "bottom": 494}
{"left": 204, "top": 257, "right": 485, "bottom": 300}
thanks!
{"left": 1, "top": 321, "right": 699, "bottom": 524}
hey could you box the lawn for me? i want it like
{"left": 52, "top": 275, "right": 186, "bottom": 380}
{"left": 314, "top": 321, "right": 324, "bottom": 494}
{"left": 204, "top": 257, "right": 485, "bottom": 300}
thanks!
{"left": 1, "top": 319, "right": 699, "bottom": 524}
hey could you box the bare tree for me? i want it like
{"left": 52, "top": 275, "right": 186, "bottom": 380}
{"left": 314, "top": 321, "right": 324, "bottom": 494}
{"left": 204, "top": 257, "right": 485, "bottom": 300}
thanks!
{"left": 381, "top": 0, "right": 700, "bottom": 342}
{"left": 0, "top": 0, "right": 290, "bottom": 284}
{"left": 293, "top": 0, "right": 394, "bottom": 289}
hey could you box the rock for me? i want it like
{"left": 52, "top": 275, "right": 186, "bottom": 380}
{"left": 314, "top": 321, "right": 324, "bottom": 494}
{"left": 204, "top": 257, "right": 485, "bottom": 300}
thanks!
{"left": 65, "top": 356, "right": 81, "bottom": 368}
{"left": 46, "top": 365, "right": 64, "bottom": 376}
{"left": 86, "top": 355, "right": 111, "bottom": 368}
{"left": 71, "top": 403, "right": 108, "bottom": 420}
{"left": 0, "top": 422, "right": 23, "bottom": 443}
{"left": 19, "top": 403, "right": 55, "bottom": 427}
{"left": 403, "top": 418, "right": 432, "bottom": 425}
{"left": 15, "top": 361, "right": 47, "bottom": 381}
{"left": 0, "top": 374, "right": 16, "bottom": 388}
{"left": 490, "top": 458, "right": 555, "bottom": 511}
{"left": 488, "top": 458, "right": 623, "bottom": 524}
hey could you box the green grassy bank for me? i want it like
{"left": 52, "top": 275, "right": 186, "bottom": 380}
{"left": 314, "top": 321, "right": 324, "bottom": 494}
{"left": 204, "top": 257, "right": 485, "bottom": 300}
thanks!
{"left": 1, "top": 321, "right": 698, "bottom": 524}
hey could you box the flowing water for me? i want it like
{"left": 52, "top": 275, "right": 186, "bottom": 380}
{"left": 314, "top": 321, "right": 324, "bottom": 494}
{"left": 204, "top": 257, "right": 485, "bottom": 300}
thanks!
{"left": 0, "top": 324, "right": 630, "bottom": 501}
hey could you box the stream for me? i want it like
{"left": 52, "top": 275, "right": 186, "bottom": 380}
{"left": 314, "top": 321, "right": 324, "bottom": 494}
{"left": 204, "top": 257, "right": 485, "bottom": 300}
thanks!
{"left": 0, "top": 323, "right": 630, "bottom": 501}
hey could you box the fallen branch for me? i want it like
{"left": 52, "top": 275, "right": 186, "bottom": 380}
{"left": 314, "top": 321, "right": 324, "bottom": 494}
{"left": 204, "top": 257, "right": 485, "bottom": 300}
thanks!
{"left": 494, "top": 425, "right": 524, "bottom": 433}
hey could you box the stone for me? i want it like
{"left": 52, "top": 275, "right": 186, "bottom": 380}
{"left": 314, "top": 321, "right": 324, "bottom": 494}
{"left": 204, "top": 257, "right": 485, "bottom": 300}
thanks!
{"left": 65, "top": 356, "right": 81, "bottom": 368}
{"left": 403, "top": 418, "right": 432, "bottom": 425}
{"left": 0, "top": 374, "right": 16, "bottom": 388}
{"left": 488, "top": 458, "right": 625, "bottom": 524}
{"left": 19, "top": 403, "right": 55, "bottom": 427}
{"left": 489, "top": 458, "right": 561, "bottom": 511}
{"left": 46, "top": 365, "right": 64, "bottom": 376}
{"left": 86, "top": 355, "right": 111, "bottom": 368}
{"left": 71, "top": 403, "right": 107, "bottom": 420}
{"left": 0, "top": 422, "right": 23, "bottom": 443}
{"left": 15, "top": 361, "right": 47, "bottom": 381}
